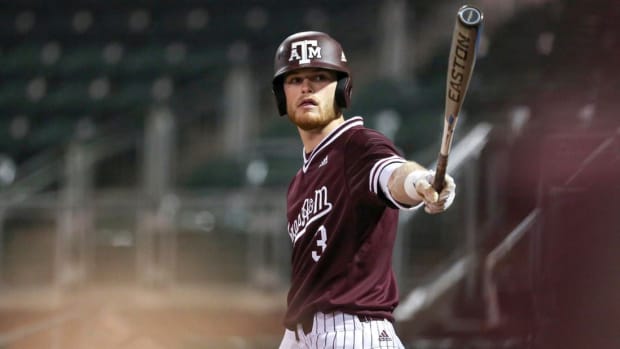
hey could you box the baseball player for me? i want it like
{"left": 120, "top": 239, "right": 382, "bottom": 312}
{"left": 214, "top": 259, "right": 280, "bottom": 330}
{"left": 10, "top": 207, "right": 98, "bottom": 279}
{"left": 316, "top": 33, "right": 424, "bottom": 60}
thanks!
{"left": 272, "top": 31, "right": 456, "bottom": 348}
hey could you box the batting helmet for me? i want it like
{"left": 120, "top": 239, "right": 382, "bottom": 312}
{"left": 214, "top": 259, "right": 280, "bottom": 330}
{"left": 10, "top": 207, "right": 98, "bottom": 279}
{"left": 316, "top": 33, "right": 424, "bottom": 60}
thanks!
{"left": 272, "top": 31, "right": 353, "bottom": 116}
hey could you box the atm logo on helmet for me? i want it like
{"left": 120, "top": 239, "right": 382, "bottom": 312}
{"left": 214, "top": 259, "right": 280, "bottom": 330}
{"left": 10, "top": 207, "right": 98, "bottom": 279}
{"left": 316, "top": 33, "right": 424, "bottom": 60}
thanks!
{"left": 289, "top": 40, "right": 322, "bottom": 64}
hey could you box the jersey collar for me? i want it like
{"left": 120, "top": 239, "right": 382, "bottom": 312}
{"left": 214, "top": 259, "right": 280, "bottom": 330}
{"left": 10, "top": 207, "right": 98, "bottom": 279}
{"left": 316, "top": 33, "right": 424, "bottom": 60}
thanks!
{"left": 302, "top": 116, "right": 364, "bottom": 173}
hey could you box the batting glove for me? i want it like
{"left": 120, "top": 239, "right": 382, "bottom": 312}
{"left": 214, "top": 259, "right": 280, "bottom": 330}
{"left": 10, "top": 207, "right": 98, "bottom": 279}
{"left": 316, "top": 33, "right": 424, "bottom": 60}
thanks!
{"left": 424, "top": 171, "right": 456, "bottom": 214}
{"left": 404, "top": 170, "right": 456, "bottom": 214}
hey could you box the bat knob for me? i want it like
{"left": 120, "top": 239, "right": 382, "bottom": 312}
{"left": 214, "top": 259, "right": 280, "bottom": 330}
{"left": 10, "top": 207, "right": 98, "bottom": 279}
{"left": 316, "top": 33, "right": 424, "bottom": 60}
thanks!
{"left": 458, "top": 5, "right": 483, "bottom": 26}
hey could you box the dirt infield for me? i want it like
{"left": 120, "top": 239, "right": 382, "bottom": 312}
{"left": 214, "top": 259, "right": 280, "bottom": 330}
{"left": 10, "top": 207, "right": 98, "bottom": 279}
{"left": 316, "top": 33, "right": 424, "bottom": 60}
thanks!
{"left": 0, "top": 285, "right": 286, "bottom": 349}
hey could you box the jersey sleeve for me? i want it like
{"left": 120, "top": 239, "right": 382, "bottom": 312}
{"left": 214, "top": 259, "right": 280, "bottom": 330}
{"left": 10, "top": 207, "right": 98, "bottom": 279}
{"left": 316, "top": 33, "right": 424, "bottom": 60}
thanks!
{"left": 344, "top": 128, "right": 411, "bottom": 209}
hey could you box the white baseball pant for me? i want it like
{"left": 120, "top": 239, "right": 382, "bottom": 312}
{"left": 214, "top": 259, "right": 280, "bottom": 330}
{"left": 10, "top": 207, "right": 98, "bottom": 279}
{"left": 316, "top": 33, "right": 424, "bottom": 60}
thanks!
{"left": 278, "top": 312, "right": 405, "bottom": 349}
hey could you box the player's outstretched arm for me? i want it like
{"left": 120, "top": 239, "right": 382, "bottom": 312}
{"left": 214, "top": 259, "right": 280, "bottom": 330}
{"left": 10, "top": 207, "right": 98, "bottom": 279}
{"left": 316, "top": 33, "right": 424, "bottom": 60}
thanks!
{"left": 387, "top": 161, "right": 456, "bottom": 214}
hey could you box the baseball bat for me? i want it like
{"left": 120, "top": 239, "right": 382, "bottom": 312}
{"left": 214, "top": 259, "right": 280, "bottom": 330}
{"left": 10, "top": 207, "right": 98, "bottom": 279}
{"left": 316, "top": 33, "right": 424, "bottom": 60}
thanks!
{"left": 433, "top": 5, "right": 484, "bottom": 192}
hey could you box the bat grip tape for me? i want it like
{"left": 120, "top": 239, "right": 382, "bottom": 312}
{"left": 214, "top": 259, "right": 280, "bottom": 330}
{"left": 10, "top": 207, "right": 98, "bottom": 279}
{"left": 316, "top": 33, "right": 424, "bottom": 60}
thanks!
{"left": 433, "top": 154, "right": 449, "bottom": 192}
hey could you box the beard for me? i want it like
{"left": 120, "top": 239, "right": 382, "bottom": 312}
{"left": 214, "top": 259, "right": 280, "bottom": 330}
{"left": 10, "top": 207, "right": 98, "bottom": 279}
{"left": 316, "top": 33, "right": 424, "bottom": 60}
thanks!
{"left": 288, "top": 103, "right": 341, "bottom": 131}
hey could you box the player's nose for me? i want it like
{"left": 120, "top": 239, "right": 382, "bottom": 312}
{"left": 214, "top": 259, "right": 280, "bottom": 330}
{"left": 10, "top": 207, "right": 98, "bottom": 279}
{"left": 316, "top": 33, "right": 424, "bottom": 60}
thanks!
{"left": 300, "top": 78, "right": 313, "bottom": 93}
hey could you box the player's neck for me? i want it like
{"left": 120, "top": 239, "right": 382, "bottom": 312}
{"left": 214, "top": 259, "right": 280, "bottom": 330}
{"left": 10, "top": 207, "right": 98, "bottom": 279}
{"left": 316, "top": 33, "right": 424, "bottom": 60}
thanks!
{"left": 298, "top": 116, "right": 345, "bottom": 153}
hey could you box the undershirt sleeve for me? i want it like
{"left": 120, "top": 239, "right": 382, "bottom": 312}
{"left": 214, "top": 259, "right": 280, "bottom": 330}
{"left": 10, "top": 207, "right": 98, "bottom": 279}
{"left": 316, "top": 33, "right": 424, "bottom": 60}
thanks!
{"left": 345, "top": 128, "right": 416, "bottom": 210}
{"left": 376, "top": 161, "right": 422, "bottom": 210}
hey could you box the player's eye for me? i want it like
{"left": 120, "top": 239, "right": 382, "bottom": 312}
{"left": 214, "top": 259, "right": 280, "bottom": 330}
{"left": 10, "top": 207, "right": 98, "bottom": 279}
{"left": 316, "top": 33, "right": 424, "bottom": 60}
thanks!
{"left": 285, "top": 72, "right": 333, "bottom": 85}
{"left": 285, "top": 76, "right": 302, "bottom": 84}
{"left": 312, "top": 73, "right": 330, "bottom": 82}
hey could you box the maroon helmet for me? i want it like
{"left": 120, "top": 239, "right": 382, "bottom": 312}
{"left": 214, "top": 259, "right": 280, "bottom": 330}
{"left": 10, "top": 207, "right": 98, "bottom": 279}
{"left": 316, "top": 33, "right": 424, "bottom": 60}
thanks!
{"left": 272, "top": 31, "right": 353, "bottom": 116}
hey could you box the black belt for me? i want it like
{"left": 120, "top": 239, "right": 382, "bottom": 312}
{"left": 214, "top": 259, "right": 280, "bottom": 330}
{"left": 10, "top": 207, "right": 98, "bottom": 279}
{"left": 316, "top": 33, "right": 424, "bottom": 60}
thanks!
{"left": 357, "top": 314, "right": 385, "bottom": 323}
{"left": 292, "top": 314, "right": 385, "bottom": 339}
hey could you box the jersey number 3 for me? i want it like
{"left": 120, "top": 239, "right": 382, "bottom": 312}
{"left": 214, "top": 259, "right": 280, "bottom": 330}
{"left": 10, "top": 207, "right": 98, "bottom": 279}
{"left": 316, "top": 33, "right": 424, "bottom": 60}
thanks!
{"left": 312, "top": 225, "right": 327, "bottom": 262}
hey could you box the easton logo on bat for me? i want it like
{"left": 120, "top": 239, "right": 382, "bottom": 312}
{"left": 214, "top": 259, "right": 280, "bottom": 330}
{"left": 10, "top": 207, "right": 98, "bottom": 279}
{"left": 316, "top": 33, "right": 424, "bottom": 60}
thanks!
{"left": 447, "top": 31, "right": 471, "bottom": 104}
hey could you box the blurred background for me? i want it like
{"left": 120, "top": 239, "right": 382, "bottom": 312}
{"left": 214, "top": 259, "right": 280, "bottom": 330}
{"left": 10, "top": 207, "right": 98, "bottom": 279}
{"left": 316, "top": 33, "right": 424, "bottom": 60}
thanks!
{"left": 0, "top": 0, "right": 618, "bottom": 348}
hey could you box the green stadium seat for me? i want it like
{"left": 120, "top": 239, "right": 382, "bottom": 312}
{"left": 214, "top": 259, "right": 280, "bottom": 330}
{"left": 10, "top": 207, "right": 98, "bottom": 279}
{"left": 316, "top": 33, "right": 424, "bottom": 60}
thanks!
{"left": 182, "top": 156, "right": 246, "bottom": 188}
{"left": 41, "top": 81, "right": 91, "bottom": 112}
{"left": 54, "top": 45, "right": 104, "bottom": 78}
{"left": 0, "top": 44, "right": 43, "bottom": 77}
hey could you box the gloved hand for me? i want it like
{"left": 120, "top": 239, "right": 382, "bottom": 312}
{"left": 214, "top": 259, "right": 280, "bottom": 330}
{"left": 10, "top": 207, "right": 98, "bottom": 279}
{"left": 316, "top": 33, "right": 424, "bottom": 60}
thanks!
{"left": 405, "top": 170, "right": 456, "bottom": 214}
{"left": 423, "top": 171, "right": 455, "bottom": 214}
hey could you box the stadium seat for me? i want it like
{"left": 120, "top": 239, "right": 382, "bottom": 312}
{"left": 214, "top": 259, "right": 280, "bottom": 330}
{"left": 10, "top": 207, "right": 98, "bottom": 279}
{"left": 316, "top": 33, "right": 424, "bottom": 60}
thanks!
{"left": 0, "top": 44, "right": 43, "bottom": 78}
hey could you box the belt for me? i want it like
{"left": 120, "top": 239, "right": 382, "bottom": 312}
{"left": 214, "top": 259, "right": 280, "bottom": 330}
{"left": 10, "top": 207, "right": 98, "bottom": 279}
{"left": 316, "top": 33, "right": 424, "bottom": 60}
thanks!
{"left": 357, "top": 314, "right": 385, "bottom": 323}
{"left": 293, "top": 314, "right": 385, "bottom": 339}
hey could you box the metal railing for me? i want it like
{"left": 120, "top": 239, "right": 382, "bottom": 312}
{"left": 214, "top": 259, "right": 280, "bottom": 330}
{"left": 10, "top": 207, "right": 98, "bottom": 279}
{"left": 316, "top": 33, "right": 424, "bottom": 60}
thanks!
{"left": 482, "top": 208, "right": 540, "bottom": 327}
{"left": 394, "top": 122, "right": 493, "bottom": 319}
{"left": 396, "top": 124, "right": 620, "bottom": 340}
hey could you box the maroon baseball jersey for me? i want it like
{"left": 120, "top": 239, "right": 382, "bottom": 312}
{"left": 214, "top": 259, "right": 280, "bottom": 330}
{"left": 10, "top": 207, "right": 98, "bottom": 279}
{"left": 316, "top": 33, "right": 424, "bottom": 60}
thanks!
{"left": 284, "top": 116, "right": 411, "bottom": 329}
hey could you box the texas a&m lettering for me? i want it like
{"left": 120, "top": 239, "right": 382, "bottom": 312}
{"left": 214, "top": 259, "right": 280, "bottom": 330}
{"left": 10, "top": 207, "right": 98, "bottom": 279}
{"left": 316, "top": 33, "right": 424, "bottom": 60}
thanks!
{"left": 289, "top": 40, "right": 322, "bottom": 64}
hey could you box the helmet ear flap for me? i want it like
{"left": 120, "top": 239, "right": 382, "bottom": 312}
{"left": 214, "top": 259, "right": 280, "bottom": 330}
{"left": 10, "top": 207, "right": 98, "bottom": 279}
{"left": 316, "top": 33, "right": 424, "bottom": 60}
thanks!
{"left": 335, "top": 76, "right": 352, "bottom": 110}
{"left": 272, "top": 78, "right": 287, "bottom": 116}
